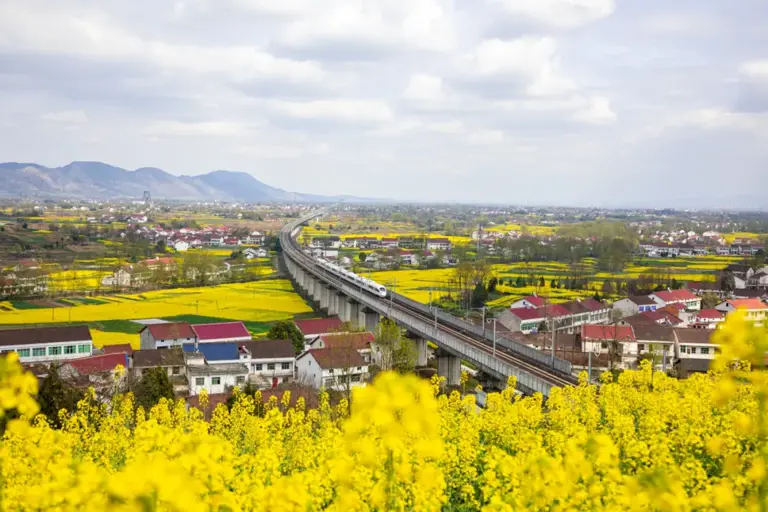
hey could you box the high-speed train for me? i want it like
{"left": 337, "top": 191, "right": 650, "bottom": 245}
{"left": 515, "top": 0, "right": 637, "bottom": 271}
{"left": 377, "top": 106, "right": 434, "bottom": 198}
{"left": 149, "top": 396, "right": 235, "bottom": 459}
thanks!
{"left": 316, "top": 258, "right": 388, "bottom": 298}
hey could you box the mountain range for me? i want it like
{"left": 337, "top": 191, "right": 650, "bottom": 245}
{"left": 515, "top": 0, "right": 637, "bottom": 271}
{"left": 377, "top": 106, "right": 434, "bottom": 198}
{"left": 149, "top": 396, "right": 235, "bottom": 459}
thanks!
{"left": 0, "top": 161, "right": 376, "bottom": 203}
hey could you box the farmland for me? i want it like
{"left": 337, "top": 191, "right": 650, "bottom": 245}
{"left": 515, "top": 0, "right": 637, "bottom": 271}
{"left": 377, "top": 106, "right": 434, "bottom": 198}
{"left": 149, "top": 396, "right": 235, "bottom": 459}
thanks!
{"left": 369, "top": 255, "right": 743, "bottom": 308}
{"left": 0, "top": 279, "right": 312, "bottom": 349}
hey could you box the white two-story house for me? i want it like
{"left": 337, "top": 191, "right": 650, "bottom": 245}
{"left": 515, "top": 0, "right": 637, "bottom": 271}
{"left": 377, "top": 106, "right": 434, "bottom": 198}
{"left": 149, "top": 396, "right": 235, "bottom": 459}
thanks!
{"left": 0, "top": 326, "right": 93, "bottom": 364}
{"left": 296, "top": 347, "right": 369, "bottom": 391}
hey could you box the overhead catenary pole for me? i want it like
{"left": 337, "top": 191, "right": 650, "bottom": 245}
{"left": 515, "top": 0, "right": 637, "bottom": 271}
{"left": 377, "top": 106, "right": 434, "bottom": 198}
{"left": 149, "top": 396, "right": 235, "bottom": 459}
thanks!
{"left": 493, "top": 318, "right": 497, "bottom": 357}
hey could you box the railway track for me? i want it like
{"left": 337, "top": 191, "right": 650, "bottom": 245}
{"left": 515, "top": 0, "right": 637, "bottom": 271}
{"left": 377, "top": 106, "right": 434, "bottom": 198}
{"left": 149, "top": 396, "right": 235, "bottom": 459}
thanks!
{"left": 283, "top": 232, "right": 577, "bottom": 390}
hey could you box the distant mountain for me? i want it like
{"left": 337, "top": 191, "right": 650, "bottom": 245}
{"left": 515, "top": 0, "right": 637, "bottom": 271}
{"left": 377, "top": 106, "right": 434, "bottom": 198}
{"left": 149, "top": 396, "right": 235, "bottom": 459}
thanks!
{"left": 0, "top": 161, "right": 379, "bottom": 202}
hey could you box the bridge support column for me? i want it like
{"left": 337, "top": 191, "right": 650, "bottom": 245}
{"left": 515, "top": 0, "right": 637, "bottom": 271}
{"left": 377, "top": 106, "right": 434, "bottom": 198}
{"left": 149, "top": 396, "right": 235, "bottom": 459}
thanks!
{"left": 363, "top": 309, "right": 380, "bottom": 333}
{"left": 415, "top": 338, "right": 428, "bottom": 367}
{"left": 346, "top": 300, "right": 360, "bottom": 328}
{"left": 328, "top": 291, "right": 341, "bottom": 316}
{"left": 438, "top": 353, "right": 461, "bottom": 387}
{"left": 310, "top": 279, "right": 321, "bottom": 303}
{"left": 318, "top": 284, "right": 329, "bottom": 312}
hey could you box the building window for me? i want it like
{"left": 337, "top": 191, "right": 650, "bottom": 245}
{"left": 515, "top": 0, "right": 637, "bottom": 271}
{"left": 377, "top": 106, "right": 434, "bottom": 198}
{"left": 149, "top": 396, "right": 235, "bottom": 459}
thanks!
{"left": 255, "top": 364, "right": 263, "bottom": 371}
{"left": 211, "top": 377, "right": 221, "bottom": 386}
{"left": 78, "top": 344, "right": 90, "bottom": 353}
{"left": 236, "top": 376, "right": 245, "bottom": 384}
{"left": 33, "top": 347, "right": 45, "bottom": 357}
{"left": 172, "top": 367, "right": 181, "bottom": 375}
{"left": 600, "top": 342, "right": 607, "bottom": 349}
{"left": 638, "top": 344, "right": 645, "bottom": 352}
{"left": 701, "top": 347, "right": 710, "bottom": 355}
{"left": 267, "top": 363, "right": 275, "bottom": 370}
{"left": 357, "top": 366, "right": 362, "bottom": 371}
{"left": 351, "top": 375, "right": 361, "bottom": 382}
{"left": 48, "top": 346, "right": 61, "bottom": 356}
{"left": 329, "top": 368, "right": 334, "bottom": 374}
{"left": 64, "top": 345, "right": 76, "bottom": 355}
{"left": 281, "top": 362, "right": 291, "bottom": 370}
{"left": 195, "top": 377, "right": 205, "bottom": 386}
{"left": 17, "top": 349, "right": 30, "bottom": 357}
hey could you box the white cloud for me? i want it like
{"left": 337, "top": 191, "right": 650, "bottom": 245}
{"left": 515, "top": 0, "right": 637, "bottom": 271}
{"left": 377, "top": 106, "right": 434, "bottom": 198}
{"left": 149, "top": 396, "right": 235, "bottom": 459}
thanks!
{"left": 40, "top": 110, "right": 88, "bottom": 124}
{"left": 403, "top": 73, "right": 446, "bottom": 101}
{"left": 269, "top": 99, "right": 394, "bottom": 123}
{"left": 740, "top": 60, "right": 768, "bottom": 81}
{"left": 142, "top": 120, "right": 251, "bottom": 137}
{"left": 492, "top": 0, "right": 615, "bottom": 29}
{"left": 572, "top": 96, "right": 617, "bottom": 125}
{"left": 464, "top": 37, "right": 575, "bottom": 96}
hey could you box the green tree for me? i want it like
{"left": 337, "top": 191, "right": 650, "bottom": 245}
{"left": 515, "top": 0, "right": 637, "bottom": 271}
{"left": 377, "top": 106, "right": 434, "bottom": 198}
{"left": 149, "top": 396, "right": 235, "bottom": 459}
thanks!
{"left": 373, "top": 318, "right": 417, "bottom": 373}
{"left": 134, "top": 367, "right": 175, "bottom": 411}
{"left": 38, "top": 365, "right": 85, "bottom": 428}
{"left": 267, "top": 320, "right": 305, "bottom": 355}
{"left": 471, "top": 281, "right": 488, "bottom": 308}
{"left": 539, "top": 276, "right": 545, "bottom": 288}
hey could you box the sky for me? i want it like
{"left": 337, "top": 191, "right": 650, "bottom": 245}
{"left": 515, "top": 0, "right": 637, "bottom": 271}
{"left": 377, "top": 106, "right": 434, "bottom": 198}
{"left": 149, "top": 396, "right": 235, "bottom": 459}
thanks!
{"left": 0, "top": 0, "right": 767, "bottom": 207}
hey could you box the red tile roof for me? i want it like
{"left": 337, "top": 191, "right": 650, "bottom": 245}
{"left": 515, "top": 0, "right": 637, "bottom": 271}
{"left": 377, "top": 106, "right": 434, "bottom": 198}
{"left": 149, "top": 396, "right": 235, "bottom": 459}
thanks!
{"left": 580, "top": 298, "right": 607, "bottom": 311}
{"left": 581, "top": 324, "right": 635, "bottom": 341}
{"left": 294, "top": 316, "right": 344, "bottom": 336}
{"left": 544, "top": 304, "right": 571, "bottom": 318}
{"left": 726, "top": 299, "right": 768, "bottom": 310}
{"left": 696, "top": 309, "right": 725, "bottom": 320}
{"left": 102, "top": 343, "right": 134, "bottom": 355}
{"left": 144, "top": 322, "right": 196, "bottom": 340}
{"left": 652, "top": 289, "right": 699, "bottom": 303}
{"left": 508, "top": 307, "right": 546, "bottom": 321}
{"left": 192, "top": 322, "right": 251, "bottom": 341}
{"left": 521, "top": 295, "right": 546, "bottom": 308}
{"left": 67, "top": 353, "right": 128, "bottom": 375}
{"left": 319, "top": 332, "right": 374, "bottom": 350}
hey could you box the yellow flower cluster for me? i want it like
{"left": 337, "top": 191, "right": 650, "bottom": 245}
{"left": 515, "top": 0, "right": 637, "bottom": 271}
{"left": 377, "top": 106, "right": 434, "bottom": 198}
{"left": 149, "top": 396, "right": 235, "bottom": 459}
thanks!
{"left": 1, "top": 314, "right": 767, "bottom": 510}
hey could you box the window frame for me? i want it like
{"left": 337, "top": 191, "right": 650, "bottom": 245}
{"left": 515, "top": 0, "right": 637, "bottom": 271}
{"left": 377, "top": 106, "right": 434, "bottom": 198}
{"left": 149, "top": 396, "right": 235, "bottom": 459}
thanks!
{"left": 195, "top": 377, "right": 205, "bottom": 386}
{"left": 211, "top": 377, "right": 221, "bottom": 386}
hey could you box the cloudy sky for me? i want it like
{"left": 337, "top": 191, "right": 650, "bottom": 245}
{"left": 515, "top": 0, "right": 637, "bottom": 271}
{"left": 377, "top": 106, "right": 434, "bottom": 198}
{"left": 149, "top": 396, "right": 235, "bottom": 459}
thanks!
{"left": 1, "top": 0, "right": 767, "bottom": 207}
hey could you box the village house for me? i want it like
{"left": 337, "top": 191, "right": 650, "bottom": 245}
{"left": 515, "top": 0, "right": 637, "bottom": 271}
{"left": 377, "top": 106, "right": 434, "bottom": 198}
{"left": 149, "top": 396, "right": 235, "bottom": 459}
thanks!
{"left": 674, "top": 328, "right": 717, "bottom": 361}
{"left": 509, "top": 295, "right": 547, "bottom": 310}
{"left": 139, "top": 322, "right": 197, "bottom": 350}
{"left": 613, "top": 296, "right": 659, "bottom": 317}
{"left": 631, "top": 324, "right": 676, "bottom": 369}
{"left": 715, "top": 299, "right": 768, "bottom": 325}
{"left": 310, "top": 236, "right": 342, "bottom": 249}
{"left": 308, "top": 332, "right": 375, "bottom": 365}
{"left": 173, "top": 240, "right": 190, "bottom": 252}
{"left": 690, "top": 309, "right": 725, "bottom": 329}
{"left": 497, "top": 307, "right": 546, "bottom": 334}
{"left": 192, "top": 322, "right": 252, "bottom": 344}
{"left": 426, "top": 238, "right": 451, "bottom": 251}
{"left": 579, "top": 324, "right": 637, "bottom": 368}
{"left": 0, "top": 325, "right": 93, "bottom": 364}
{"left": 295, "top": 316, "right": 345, "bottom": 349}
{"left": 244, "top": 247, "right": 268, "bottom": 259}
{"left": 186, "top": 359, "right": 249, "bottom": 396}
{"left": 132, "top": 348, "right": 187, "bottom": 386}
{"left": 649, "top": 289, "right": 702, "bottom": 311}
{"left": 295, "top": 347, "right": 369, "bottom": 391}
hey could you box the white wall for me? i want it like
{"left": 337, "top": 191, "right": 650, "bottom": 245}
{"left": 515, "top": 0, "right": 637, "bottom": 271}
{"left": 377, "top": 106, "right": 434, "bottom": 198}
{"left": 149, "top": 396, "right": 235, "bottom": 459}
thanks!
{"left": 0, "top": 340, "right": 93, "bottom": 364}
{"left": 189, "top": 372, "right": 247, "bottom": 396}
{"left": 296, "top": 353, "right": 323, "bottom": 388}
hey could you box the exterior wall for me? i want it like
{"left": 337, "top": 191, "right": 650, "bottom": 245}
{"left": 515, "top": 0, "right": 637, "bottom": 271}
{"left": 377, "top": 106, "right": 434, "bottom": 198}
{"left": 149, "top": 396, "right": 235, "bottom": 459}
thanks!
{"left": 153, "top": 335, "right": 195, "bottom": 349}
{"left": 247, "top": 357, "right": 295, "bottom": 381}
{"left": 614, "top": 299, "right": 639, "bottom": 317}
{"left": 134, "top": 364, "right": 185, "bottom": 379}
{"left": 198, "top": 335, "right": 252, "bottom": 344}
{"left": 189, "top": 372, "right": 247, "bottom": 396}
{"left": 676, "top": 343, "right": 716, "bottom": 359}
{"left": 0, "top": 340, "right": 93, "bottom": 364}
{"left": 296, "top": 354, "right": 323, "bottom": 388}
{"left": 320, "top": 366, "right": 369, "bottom": 391}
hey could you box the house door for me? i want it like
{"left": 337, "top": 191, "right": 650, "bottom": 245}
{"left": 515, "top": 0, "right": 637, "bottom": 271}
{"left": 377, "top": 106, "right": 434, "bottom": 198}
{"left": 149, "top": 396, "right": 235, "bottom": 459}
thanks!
{"left": 272, "top": 377, "right": 278, "bottom": 388}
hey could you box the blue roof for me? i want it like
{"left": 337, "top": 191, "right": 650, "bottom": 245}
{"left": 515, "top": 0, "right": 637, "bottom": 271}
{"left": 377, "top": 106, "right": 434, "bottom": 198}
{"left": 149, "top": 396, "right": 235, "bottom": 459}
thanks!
{"left": 183, "top": 342, "right": 239, "bottom": 362}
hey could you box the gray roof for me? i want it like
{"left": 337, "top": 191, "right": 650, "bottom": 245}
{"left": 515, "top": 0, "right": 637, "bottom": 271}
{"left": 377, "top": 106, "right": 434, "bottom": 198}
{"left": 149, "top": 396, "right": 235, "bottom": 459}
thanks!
{"left": 242, "top": 340, "right": 295, "bottom": 360}
{"left": 626, "top": 295, "right": 657, "bottom": 306}
{"left": 0, "top": 325, "right": 92, "bottom": 348}
{"left": 674, "top": 329, "right": 715, "bottom": 345}
{"left": 133, "top": 348, "right": 185, "bottom": 368}
{"left": 632, "top": 324, "right": 676, "bottom": 343}
{"left": 187, "top": 363, "right": 249, "bottom": 376}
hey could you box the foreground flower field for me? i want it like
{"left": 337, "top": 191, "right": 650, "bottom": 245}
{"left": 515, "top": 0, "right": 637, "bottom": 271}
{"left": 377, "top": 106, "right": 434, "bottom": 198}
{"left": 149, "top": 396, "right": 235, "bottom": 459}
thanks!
{"left": 0, "top": 313, "right": 766, "bottom": 511}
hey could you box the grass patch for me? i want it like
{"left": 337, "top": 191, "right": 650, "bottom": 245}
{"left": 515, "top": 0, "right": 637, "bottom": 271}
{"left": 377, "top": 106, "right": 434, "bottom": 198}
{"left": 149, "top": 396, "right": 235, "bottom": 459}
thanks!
{"left": 9, "top": 300, "right": 47, "bottom": 310}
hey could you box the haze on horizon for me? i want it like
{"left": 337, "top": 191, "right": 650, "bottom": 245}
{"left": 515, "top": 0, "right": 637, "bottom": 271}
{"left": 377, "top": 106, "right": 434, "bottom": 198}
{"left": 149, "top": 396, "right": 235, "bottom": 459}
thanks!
{"left": 0, "top": 0, "right": 766, "bottom": 208}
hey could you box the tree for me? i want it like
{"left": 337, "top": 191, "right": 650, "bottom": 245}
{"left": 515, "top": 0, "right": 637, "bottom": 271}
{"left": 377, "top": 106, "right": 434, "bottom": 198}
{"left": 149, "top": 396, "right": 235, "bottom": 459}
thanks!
{"left": 134, "top": 367, "right": 175, "bottom": 411}
{"left": 267, "top": 320, "right": 305, "bottom": 355}
{"left": 701, "top": 292, "right": 722, "bottom": 310}
{"left": 515, "top": 276, "right": 525, "bottom": 288}
{"left": 550, "top": 279, "right": 557, "bottom": 288}
{"left": 539, "top": 276, "right": 545, "bottom": 288}
{"left": 38, "top": 365, "right": 85, "bottom": 428}
{"left": 487, "top": 277, "right": 498, "bottom": 293}
{"left": 373, "top": 318, "right": 417, "bottom": 373}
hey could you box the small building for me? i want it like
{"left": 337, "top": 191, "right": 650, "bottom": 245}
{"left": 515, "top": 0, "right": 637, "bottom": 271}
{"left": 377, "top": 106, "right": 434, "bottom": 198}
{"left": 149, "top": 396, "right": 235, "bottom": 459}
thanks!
{"left": 715, "top": 299, "right": 768, "bottom": 325}
{"left": 613, "top": 296, "right": 658, "bottom": 317}
{"left": 631, "top": 324, "right": 676, "bottom": 369}
{"left": 690, "top": 309, "right": 725, "bottom": 329}
{"left": 139, "top": 322, "right": 197, "bottom": 350}
{"left": 241, "top": 340, "right": 296, "bottom": 388}
{"left": 192, "top": 322, "right": 252, "bottom": 344}
{"left": 244, "top": 247, "right": 268, "bottom": 259}
{"left": 0, "top": 326, "right": 93, "bottom": 364}
{"left": 132, "top": 348, "right": 186, "bottom": 380}
{"left": 173, "top": 240, "right": 190, "bottom": 252}
{"left": 187, "top": 362, "right": 249, "bottom": 396}
{"left": 312, "top": 332, "right": 375, "bottom": 364}
{"left": 296, "top": 347, "right": 369, "bottom": 391}
{"left": 674, "top": 328, "right": 717, "bottom": 360}
{"left": 295, "top": 316, "right": 344, "bottom": 346}
{"left": 580, "top": 324, "right": 637, "bottom": 366}
{"left": 508, "top": 295, "right": 547, "bottom": 310}
{"left": 497, "top": 307, "right": 546, "bottom": 334}
{"left": 426, "top": 238, "right": 451, "bottom": 251}
{"left": 649, "top": 289, "right": 702, "bottom": 311}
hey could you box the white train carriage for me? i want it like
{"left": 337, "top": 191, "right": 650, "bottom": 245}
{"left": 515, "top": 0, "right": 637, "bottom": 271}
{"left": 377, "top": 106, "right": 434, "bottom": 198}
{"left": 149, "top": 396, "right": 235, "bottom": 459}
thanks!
{"left": 314, "top": 257, "right": 387, "bottom": 297}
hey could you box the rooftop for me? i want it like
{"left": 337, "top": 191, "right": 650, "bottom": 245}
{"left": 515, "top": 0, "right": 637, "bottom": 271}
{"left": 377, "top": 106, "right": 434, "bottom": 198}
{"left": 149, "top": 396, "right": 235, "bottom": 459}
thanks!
{"left": 0, "top": 325, "right": 92, "bottom": 348}
{"left": 696, "top": 309, "right": 725, "bottom": 320}
{"left": 101, "top": 343, "right": 134, "bottom": 356}
{"left": 652, "top": 289, "right": 699, "bottom": 303}
{"left": 241, "top": 339, "right": 295, "bottom": 359}
{"left": 725, "top": 299, "right": 768, "bottom": 310}
{"left": 66, "top": 353, "right": 128, "bottom": 375}
{"left": 300, "top": 347, "right": 366, "bottom": 370}
{"left": 143, "top": 322, "right": 196, "bottom": 340}
{"left": 319, "top": 332, "right": 374, "bottom": 351}
{"left": 183, "top": 342, "right": 239, "bottom": 361}
{"left": 187, "top": 362, "right": 249, "bottom": 376}
{"left": 508, "top": 307, "right": 546, "bottom": 321}
{"left": 581, "top": 324, "right": 635, "bottom": 341}
{"left": 192, "top": 322, "right": 251, "bottom": 341}
{"left": 625, "top": 295, "right": 657, "bottom": 306}
{"left": 631, "top": 324, "right": 676, "bottom": 343}
{"left": 294, "top": 316, "right": 344, "bottom": 336}
{"left": 133, "top": 348, "right": 185, "bottom": 368}
{"left": 674, "top": 328, "right": 716, "bottom": 345}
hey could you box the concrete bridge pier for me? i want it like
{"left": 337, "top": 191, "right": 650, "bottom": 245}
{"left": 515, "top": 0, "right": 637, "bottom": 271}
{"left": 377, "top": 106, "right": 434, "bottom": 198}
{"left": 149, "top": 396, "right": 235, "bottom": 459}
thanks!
{"left": 438, "top": 352, "right": 461, "bottom": 387}
{"left": 318, "top": 283, "right": 329, "bottom": 312}
{"left": 347, "top": 300, "right": 360, "bottom": 328}
{"left": 363, "top": 308, "right": 380, "bottom": 333}
{"left": 328, "top": 290, "right": 342, "bottom": 316}
{"left": 415, "top": 338, "right": 428, "bottom": 367}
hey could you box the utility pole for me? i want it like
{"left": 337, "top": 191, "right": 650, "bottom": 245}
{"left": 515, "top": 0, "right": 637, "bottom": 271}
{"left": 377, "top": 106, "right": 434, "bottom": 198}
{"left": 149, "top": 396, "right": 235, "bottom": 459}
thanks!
{"left": 492, "top": 318, "right": 497, "bottom": 357}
